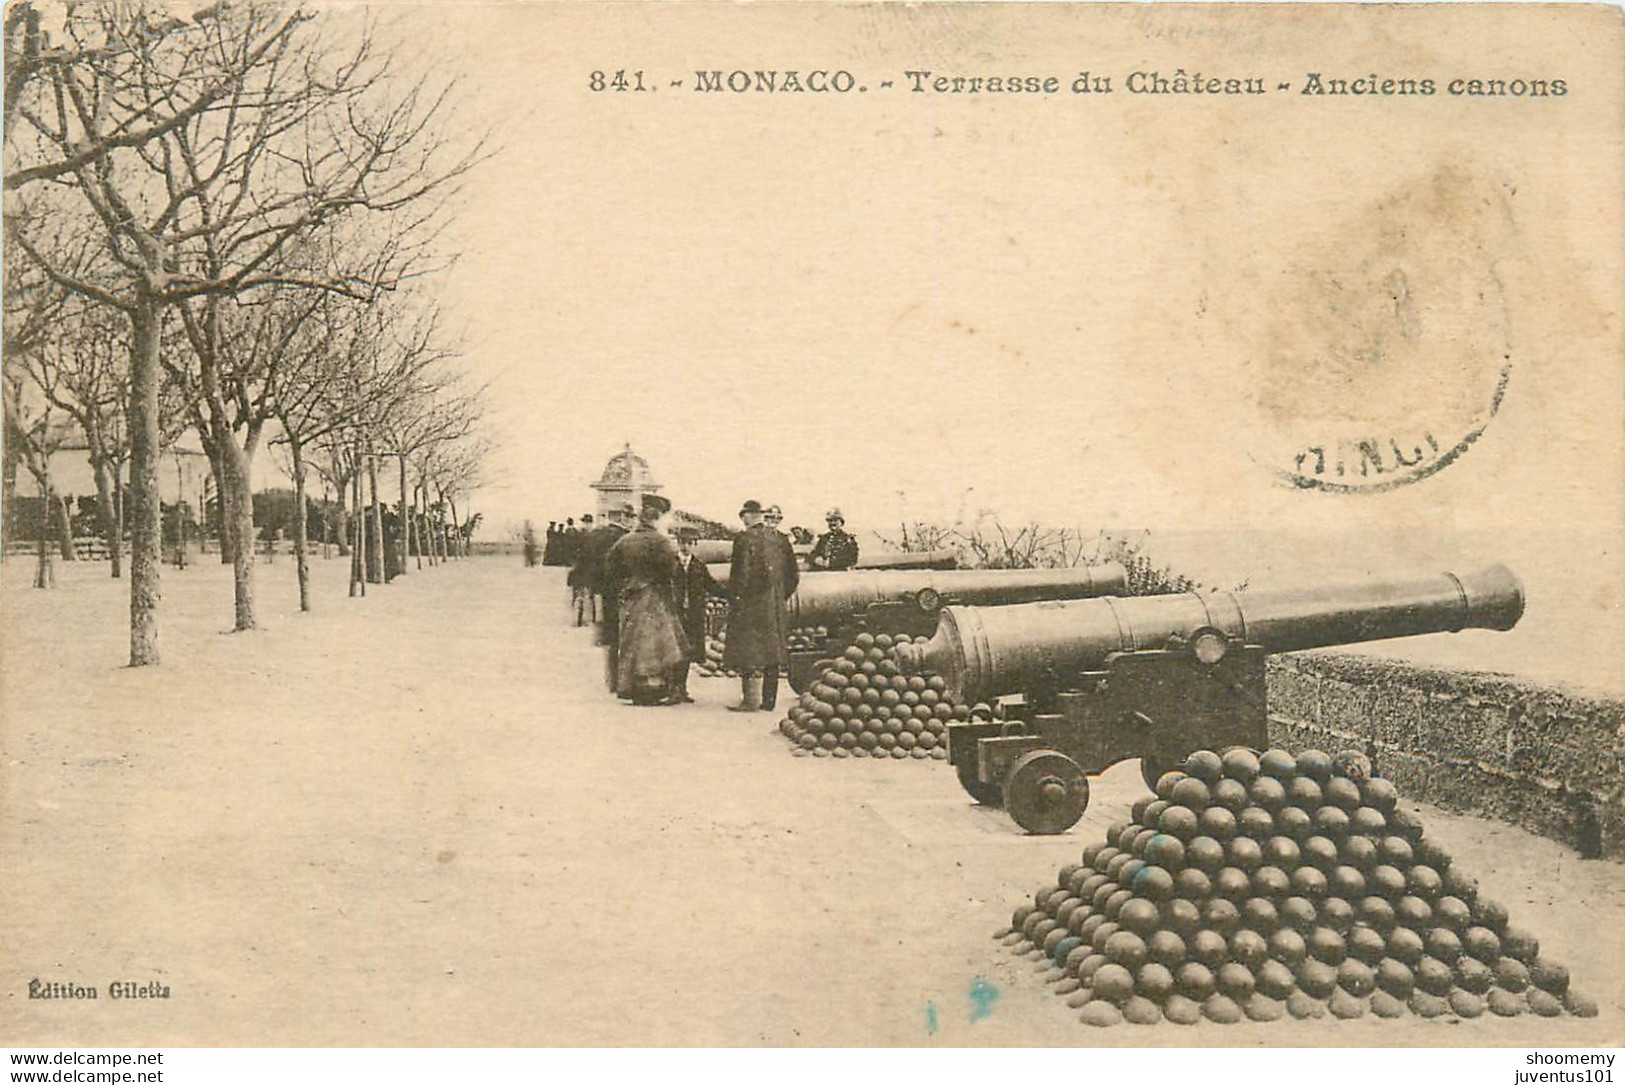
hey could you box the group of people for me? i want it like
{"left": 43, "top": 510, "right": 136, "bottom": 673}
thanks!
{"left": 565, "top": 497, "right": 861, "bottom": 709}
{"left": 539, "top": 518, "right": 592, "bottom": 567}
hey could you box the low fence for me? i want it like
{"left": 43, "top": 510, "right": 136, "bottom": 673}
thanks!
{"left": 1267, "top": 652, "right": 1624, "bottom": 860}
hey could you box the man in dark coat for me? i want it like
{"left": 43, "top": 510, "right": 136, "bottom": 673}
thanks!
{"left": 579, "top": 506, "right": 632, "bottom": 681}
{"left": 668, "top": 526, "right": 727, "bottom": 703}
{"left": 602, "top": 494, "right": 688, "bottom": 705}
{"left": 723, "top": 499, "right": 800, "bottom": 712}
{"left": 810, "top": 507, "right": 859, "bottom": 570}
{"left": 567, "top": 513, "right": 608, "bottom": 626}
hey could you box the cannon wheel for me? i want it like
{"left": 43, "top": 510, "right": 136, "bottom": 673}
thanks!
{"left": 955, "top": 758, "right": 1004, "bottom": 807}
{"left": 1004, "top": 750, "right": 1090, "bottom": 835}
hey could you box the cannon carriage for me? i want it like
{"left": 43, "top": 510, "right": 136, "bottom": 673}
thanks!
{"left": 892, "top": 565, "right": 1526, "bottom": 834}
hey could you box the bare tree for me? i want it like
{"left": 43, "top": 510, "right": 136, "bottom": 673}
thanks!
{"left": 4, "top": 3, "right": 484, "bottom": 663}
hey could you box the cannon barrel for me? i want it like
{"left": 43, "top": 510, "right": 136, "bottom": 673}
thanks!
{"left": 707, "top": 563, "right": 1129, "bottom": 622}
{"left": 896, "top": 564, "right": 1525, "bottom": 703}
{"left": 697, "top": 545, "right": 957, "bottom": 571}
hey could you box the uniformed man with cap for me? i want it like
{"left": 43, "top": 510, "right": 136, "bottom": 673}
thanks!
{"left": 809, "top": 507, "right": 859, "bottom": 571}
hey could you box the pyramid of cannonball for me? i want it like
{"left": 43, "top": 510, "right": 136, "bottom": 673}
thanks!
{"left": 994, "top": 746, "right": 1599, "bottom": 1027}
{"left": 692, "top": 631, "right": 735, "bottom": 679}
{"left": 777, "top": 631, "right": 969, "bottom": 760}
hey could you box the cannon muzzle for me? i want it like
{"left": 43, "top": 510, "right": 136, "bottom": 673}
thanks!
{"left": 896, "top": 564, "right": 1525, "bottom": 703}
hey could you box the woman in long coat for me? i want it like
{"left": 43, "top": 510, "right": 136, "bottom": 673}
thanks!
{"left": 602, "top": 497, "right": 689, "bottom": 705}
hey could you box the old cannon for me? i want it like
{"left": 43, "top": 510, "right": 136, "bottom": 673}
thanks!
{"left": 710, "top": 563, "right": 1129, "bottom": 692}
{"left": 892, "top": 564, "right": 1525, "bottom": 834}
{"left": 695, "top": 540, "right": 956, "bottom": 571}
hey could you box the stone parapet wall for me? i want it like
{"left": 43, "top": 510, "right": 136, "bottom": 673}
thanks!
{"left": 1266, "top": 653, "right": 1623, "bottom": 860}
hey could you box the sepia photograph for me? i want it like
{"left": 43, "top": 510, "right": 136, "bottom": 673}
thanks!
{"left": 2, "top": 0, "right": 1622, "bottom": 1067}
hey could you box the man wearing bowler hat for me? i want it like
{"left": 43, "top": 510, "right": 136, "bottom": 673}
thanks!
{"left": 723, "top": 499, "right": 799, "bottom": 712}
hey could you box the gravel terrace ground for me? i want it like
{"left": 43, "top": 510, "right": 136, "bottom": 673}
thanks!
{"left": 2, "top": 555, "right": 1621, "bottom": 1047}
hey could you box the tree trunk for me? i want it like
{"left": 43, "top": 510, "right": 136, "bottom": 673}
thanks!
{"left": 53, "top": 493, "right": 76, "bottom": 560}
{"left": 34, "top": 511, "right": 54, "bottom": 588}
{"left": 112, "top": 463, "right": 125, "bottom": 579}
{"left": 366, "top": 454, "right": 383, "bottom": 584}
{"left": 207, "top": 444, "right": 233, "bottom": 565}
{"left": 396, "top": 455, "right": 409, "bottom": 579}
{"left": 92, "top": 456, "right": 121, "bottom": 578}
{"left": 128, "top": 304, "right": 162, "bottom": 666}
{"left": 447, "top": 495, "right": 462, "bottom": 559}
{"left": 349, "top": 460, "right": 365, "bottom": 597}
{"left": 290, "top": 437, "right": 311, "bottom": 613}
{"left": 217, "top": 437, "right": 257, "bottom": 631}
{"left": 332, "top": 475, "right": 351, "bottom": 558}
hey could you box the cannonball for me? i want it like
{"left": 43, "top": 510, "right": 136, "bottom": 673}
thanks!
{"left": 1198, "top": 806, "right": 1239, "bottom": 841}
{"left": 1394, "top": 895, "right": 1433, "bottom": 929}
{"left": 1248, "top": 776, "right": 1288, "bottom": 812}
{"left": 1171, "top": 777, "right": 1212, "bottom": 810}
{"left": 1160, "top": 898, "right": 1202, "bottom": 937}
{"left": 1449, "top": 990, "right": 1486, "bottom": 1018}
{"left": 1376, "top": 958, "right": 1416, "bottom": 999}
{"left": 1409, "top": 990, "right": 1453, "bottom": 1018}
{"left": 1259, "top": 749, "right": 1297, "bottom": 779}
{"left": 1136, "top": 963, "right": 1176, "bottom": 1002}
{"left": 1147, "top": 929, "right": 1188, "bottom": 968}
{"left": 1493, "top": 957, "right": 1530, "bottom": 993}
{"left": 1529, "top": 958, "right": 1569, "bottom": 996}
{"left": 1471, "top": 897, "right": 1510, "bottom": 933}
{"left": 1226, "top": 836, "right": 1264, "bottom": 872}
{"left": 1328, "top": 989, "right": 1367, "bottom": 1019}
{"left": 1255, "top": 959, "right": 1297, "bottom": 1000}
{"left": 1163, "top": 993, "right": 1202, "bottom": 1025}
{"left": 1079, "top": 1000, "right": 1124, "bottom": 1027}
{"left": 1121, "top": 995, "right": 1163, "bottom": 1025}
{"left": 1144, "top": 834, "right": 1186, "bottom": 870}
{"left": 1463, "top": 926, "right": 1502, "bottom": 965}
{"left": 1425, "top": 928, "right": 1464, "bottom": 965}
{"left": 1185, "top": 835, "right": 1226, "bottom": 873}
{"left": 1290, "top": 866, "right": 1329, "bottom": 901}
{"left": 1244, "top": 993, "right": 1285, "bottom": 1022}
{"left": 1268, "top": 927, "right": 1309, "bottom": 966}
{"left": 1176, "top": 961, "right": 1217, "bottom": 1001}
{"left": 1104, "top": 930, "right": 1149, "bottom": 972}
{"left": 1211, "top": 778, "right": 1250, "bottom": 813}
{"left": 1286, "top": 991, "right": 1327, "bottom": 1019}
{"left": 1183, "top": 749, "right": 1224, "bottom": 782}
{"left": 1289, "top": 777, "right": 1324, "bottom": 810}
{"left": 1241, "top": 897, "right": 1281, "bottom": 935}
{"left": 1358, "top": 896, "right": 1397, "bottom": 933}
{"left": 1202, "top": 993, "right": 1244, "bottom": 1024}
{"left": 1386, "top": 927, "right": 1426, "bottom": 966}
{"left": 1213, "top": 867, "right": 1252, "bottom": 903}
{"left": 1337, "top": 958, "right": 1377, "bottom": 997}
{"left": 1500, "top": 926, "right": 1540, "bottom": 964}
{"left": 1190, "top": 929, "right": 1230, "bottom": 969}
{"left": 1414, "top": 956, "right": 1455, "bottom": 996}
{"left": 1563, "top": 990, "right": 1599, "bottom": 1017}
{"left": 1279, "top": 896, "right": 1319, "bottom": 932}
{"left": 1313, "top": 805, "right": 1352, "bottom": 841}
{"left": 1526, "top": 988, "right": 1563, "bottom": 1017}
{"left": 1174, "top": 868, "right": 1212, "bottom": 901}
{"left": 1308, "top": 926, "right": 1347, "bottom": 965}
{"left": 1229, "top": 929, "right": 1269, "bottom": 971}
{"left": 1158, "top": 806, "right": 1200, "bottom": 841}
{"left": 1091, "top": 962, "right": 1135, "bottom": 1003}
{"left": 1370, "top": 990, "right": 1407, "bottom": 1019}
{"left": 1117, "top": 898, "right": 1161, "bottom": 937}
{"left": 1252, "top": 866, "right": 1292, "bottom": 900}
{"left": 1215, "top": 962, "right": 1256, "bottom": 1000}
{"left": 1294, "top": 958, "right": 1338, "bottom": 999}
{"left": 1238, "top": 807, "right": 1276, "bottom": 840}
{"left": 1319, "top": 897, "right": 1356, "bottom": 932}
{"left": 1276, "top": 806, "right": 1314, "bottom": 840}
{"left": 1302, "top": 835, "right": 1340, "bottom": 872}
{"left": 1341, "top": 835, "right": 1379, "bottom": 871}
{"left": 1434, "top": 896, "right": 1472, "bottom": 932}
{"left": 1487, "top": 988, "right": 1525, "bottom": 1017}
{"left": 1347, "top": 926, "right": 1387, "bottom": 966}
{"left": 1221, "top": 747, "right": 1262, "bottom": 783}
{"left": 1349, "top": 807, "right": 1389, "bottom": 837}
{"left": 1324, "top": 777, "right": 1363, "bottom": 812}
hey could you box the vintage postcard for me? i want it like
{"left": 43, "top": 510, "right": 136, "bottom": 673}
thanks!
{"left": 2, "top": 0, "right": 1621, "bottom": 1057}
